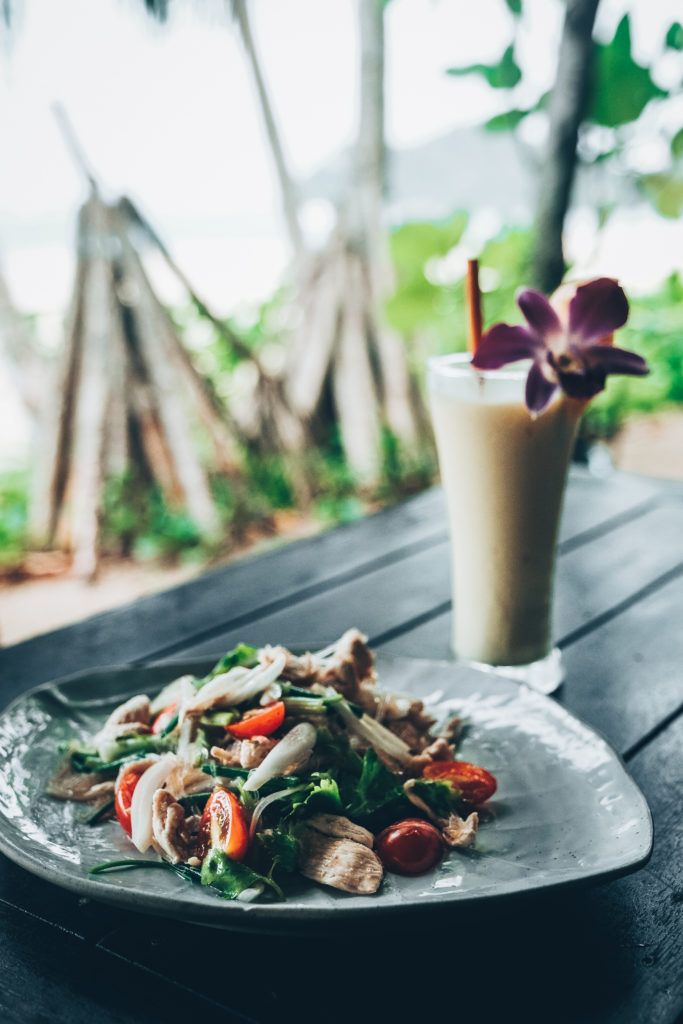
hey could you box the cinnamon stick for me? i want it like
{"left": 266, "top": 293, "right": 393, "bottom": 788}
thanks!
{"left": 466, "top": 259, "right": 483, "bottom": 354}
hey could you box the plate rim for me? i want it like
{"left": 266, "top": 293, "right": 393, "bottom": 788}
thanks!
{"left": 0, "top": 654, "right": 654, "bottom": 929}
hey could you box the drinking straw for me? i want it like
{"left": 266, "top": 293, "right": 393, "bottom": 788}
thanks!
{"left": 466, "top": 259, "right": 483, "bottom": 354}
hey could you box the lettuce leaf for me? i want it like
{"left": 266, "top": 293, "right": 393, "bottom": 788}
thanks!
{"left": 344, "top": 749, "right": 408, "bottom": 826}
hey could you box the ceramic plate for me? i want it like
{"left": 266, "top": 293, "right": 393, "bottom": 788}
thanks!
{"left": 0, "top": 655, "right": 652, "bottom": 930}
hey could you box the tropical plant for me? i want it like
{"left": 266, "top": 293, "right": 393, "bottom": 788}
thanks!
{"left": 447, "top": 1, "right": 680, "bottom": 292}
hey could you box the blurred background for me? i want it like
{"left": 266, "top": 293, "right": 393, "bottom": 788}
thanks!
{"left": 0, "top": 0, "right": 681, "bottom": 643}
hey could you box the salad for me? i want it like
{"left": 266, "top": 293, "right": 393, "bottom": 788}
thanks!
{"left": 48, "top": 630, "right": 497, "bottom": 903}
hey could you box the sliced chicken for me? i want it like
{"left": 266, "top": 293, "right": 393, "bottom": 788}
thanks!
{"left": 103, "top": 694, "right": 152, "bottom": 729}
{"left": 306, "top": 813, "right": 374, "bottom": 848}
{"left": 441, "top": 811, "right": 479, "bottom": 848}
{"left": 46, "top": 759, "right": 115, "bottom": 803}
{"left": 299, "top": 828, "right": 383, "bottom": 894}
{"left": 151, "top": 789, "right": 193, "bottom": 864}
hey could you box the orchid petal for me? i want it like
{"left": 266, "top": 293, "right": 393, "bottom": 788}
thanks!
{"left": 471, "top": 324, "right": 541, "bottom": 370}
{"left": 585, "top": 344, "right": 649, "bottom": 377}
{"left": 525, "top": 362, "right": 558, "bottom": 414}
{"left": 558, "top": 368, "right": 607, "bottom": 401}
{"left": 568, "top": 278, "right": 629, "bottom": 345}
{"left": 517, "top": 289, "right": 561, "bottom": 339}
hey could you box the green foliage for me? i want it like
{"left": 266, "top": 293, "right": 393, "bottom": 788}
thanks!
{"left": 484, "top": 108, "right": 530, "bottom": 132}
{"left": 385, "top": 214, "right": 467, "bottom": 344}
{"left": 504, "top": 0, "right": 522, "bottom": 15}
{"left": 636, "top": 126, "right": 683, "bottom": 221}
{"left": 386, "top": 218, "right": 683, "bottom": 447}
{"left": 589, "top": 16, "right": 668, "bottom": 128}
{"left": 638, "top": 173, "right": 683, "bottom": 219}
{"left": 665, "top": 21, "right": 683, "bottom": 51}
{"left": 582, "top": 273, "right": 683, "bottom": 440}
{"left": 386, "top": 218, "right": 531, "bottom": 357}
{"left": 0, "top": 471, "right": 30, "bottom": 570}
{"left": 101, "top": 472, "right": 204, "bottom": 561}
{"left": 447, "top": 44, "right": 522, "bottom": 89}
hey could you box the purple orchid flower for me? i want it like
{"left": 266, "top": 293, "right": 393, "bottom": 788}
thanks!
{"left": 471, "top": 277, "right": 649, "bottom": 414}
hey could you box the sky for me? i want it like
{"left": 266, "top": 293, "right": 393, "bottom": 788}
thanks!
{"left": 0, "top": 0, "right": 681, "bottom": 462}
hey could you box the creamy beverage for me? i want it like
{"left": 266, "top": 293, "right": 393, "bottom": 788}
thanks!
{"left": 428, "top": 355, "right": 582, "bottom": 668}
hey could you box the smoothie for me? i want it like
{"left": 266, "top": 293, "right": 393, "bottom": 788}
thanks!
{"left": 428, "top": 354, "right": 582, "bottom": 667}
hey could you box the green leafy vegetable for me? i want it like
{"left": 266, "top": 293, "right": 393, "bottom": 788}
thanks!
{"left": 198, "top": 710, "right": 240, "bottom": 728}
{"left": 298, "top": 772, "right": 343, "bottom": 815}
{"left": 344, "top": 749, "right": 407, "bottom": 825}
{"left": 409, "top": 778, "right": 461, "bottom": 818}
{"left": 67, "top": 734, "right": 171, "bottom": 773}
{"left": 201, "top": 849, "right": 283, "bottom": 901}
{"left": 201, "top": 763, "right": 250, "bottom": 779}
{"left": 258, "top": 827, "right": 301, "bottom": 875}
{"left": 204, "top": 644, "right": 259, "bottom": 683}
{"left": 314, "top": 728, "right": 363, "bottom": 777}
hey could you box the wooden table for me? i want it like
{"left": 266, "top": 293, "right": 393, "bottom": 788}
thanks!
{"left": 0, "top": 467, "right": 681, "bottom": 1024}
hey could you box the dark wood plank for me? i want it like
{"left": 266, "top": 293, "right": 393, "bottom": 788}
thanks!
{"left": 0, "top": 487, "right": 446, "bottom": 695}
{"left": 0, "top": 854, "right": 131, "bottom": 944}
{"left": 379, "top": 565, "right": 683, "bottom": 758}
{"left": 0, "top": 899, "right": 256, "bottom": 1024}
{"left": 554, "top": 496, "right": 683, "bottom": 638}
{"left": 163, "top": 496, "right": 683, "bottom": 711}
{"left": 0, "top": 471, "right": 661, "bottom": 701}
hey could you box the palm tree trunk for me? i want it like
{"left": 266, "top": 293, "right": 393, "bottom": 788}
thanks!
{"left": 230, "top": 0, "right": 305, "bottom": 264}
{"left": 530, "top": 0, "right": 601, "bottom": 294}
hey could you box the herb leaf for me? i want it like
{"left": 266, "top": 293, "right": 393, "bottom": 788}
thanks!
{"left": 344, "top": 748, "right": 407, "bottom": 825}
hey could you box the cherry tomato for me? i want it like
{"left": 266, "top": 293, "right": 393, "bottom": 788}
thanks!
{"left": 151, "top": 702, "right": 178, "bottom": 735}
{"left": 376, "top": 818, "right": 443, "bottom": 876}
{"left": 422, "top": 760, "right": 497, "bottom": 806}
{"left": 114, "top": 766, "right": 146, "bottom": 836}
{"left": 226, "top": 701, "right": 285, "bottom": 739}
{"left": 199, "top": 789, "right": 249, "bottom": 861}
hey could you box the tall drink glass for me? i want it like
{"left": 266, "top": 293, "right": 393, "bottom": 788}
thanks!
{"left": 427, "top": 353, "right": 583, "bottom": 694}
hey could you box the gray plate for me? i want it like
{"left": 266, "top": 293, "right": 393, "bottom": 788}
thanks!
{"left": 0, "top": 655, "right": 653, "bottom": 931}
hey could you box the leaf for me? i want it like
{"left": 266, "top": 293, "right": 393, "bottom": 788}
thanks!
{"left": 344, "top": 748, "right": 406, "bottom": 822}
{"left": 409, "top": 778, "right": 461, "bottom": 818}
{"left": 638, "top": 173, "right": 683, "bottom": 219}
{"left": 484, "top": 108, "right": 530, "bottom": 132}
{"left": 292, "top": 772, "right": 343, "bottom": 816}
{"left": 665, "top": 22, "right": 683, "bottom": 51}
{"left": 257, "top": 828, "right": 301, "bottom": 875}
{"left": 589, "top": 15, "right": 668, "bottom": 128}
{"left": 447, "top": 45, "right": 522, "bottom": 90}
{"left": 504, "top": 0, "right": 522, "bottom": 14}
{"left": 201, "top": 848, "right": 283, "bottom": 900}
{"left": 671, "top": 128, "right": 683, "bottom": 160}
{"left": 205, "top": 643, "right": 259, "bottom": 681}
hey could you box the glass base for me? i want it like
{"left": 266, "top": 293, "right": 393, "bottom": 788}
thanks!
{"left": 459, "top": 647, "right": 565, "bottom": 696}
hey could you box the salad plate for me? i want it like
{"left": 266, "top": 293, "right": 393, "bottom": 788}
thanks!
{"left": 0, "top": 653, "right": 652, "bottom": 930}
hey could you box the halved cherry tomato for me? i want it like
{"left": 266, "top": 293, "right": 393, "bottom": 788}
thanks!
{"left": 151, "top": 702, "right": 178, "bottom": 735}
{"left": 115, "top": 766, "right": 147, "bottom": 836}
{"left": 225, "top": 700, "right": 285, "bottom": 739}
{"left": 422, "top": 760, "right": 497, "bottom": 806}
{"left": 199, "top": 789, "right": 249, "bottom": 861}
{"left": 376, "top": 818, "right": 443, "bottom": 876}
